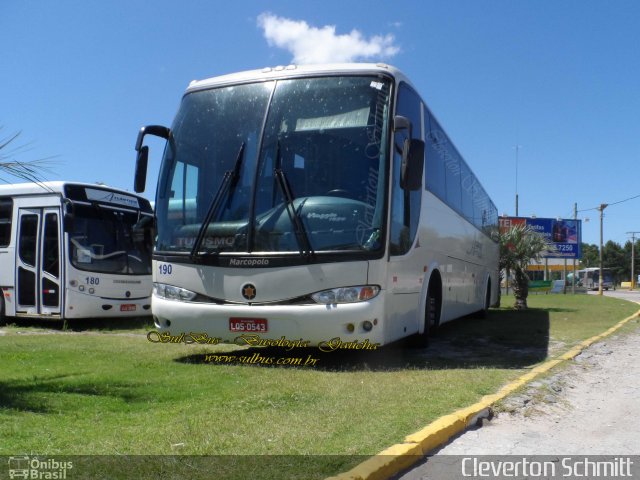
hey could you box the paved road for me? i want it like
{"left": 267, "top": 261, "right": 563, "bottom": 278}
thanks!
{"left": 398, "top": 291, "right": 640, "bottom": 479}
{"left": 587, "top": 288, "right": 640, "bottom": 303}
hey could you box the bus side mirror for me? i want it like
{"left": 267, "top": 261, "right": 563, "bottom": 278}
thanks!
{"left": 134, "top": 125, "right": 171, "bottom": 193}
{"left": 400, "top": 138, "right": 424, "bottom": 191}
{"left": 394, "top": 115, "right": 424, "bottom": 191}
{"left": 134, "top": 147, "right": 148, "bottom": 193}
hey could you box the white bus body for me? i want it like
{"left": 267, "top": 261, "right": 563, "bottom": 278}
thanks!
{"left": 575, "top": 267, "right": 614, "bottom": 291}
{"left": 135, "top": 63, "right": 500, "bottom": 346}
{"left": 0, "top": 182, "right": 154, "bottom": 321}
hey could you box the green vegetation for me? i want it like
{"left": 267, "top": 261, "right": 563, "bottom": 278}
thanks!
{"left": 581, "top": 239, "right": 640, "bottom": 284}
{"left": 1, "top": 295, "right": 638, "bottom": 479}
{"left": 499, "top": 224, "right": 555, "bottom": 309}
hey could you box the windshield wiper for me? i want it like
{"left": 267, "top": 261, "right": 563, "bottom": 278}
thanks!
{"left": 273, "top": 141, "right": 314, "bottom": 258}
{"left": 190, "top": 142, "right": 245, "bottom": 259}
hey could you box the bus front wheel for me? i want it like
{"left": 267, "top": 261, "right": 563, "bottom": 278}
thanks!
{"left": 409, "top": 278, "right": 442, "bottom": 348}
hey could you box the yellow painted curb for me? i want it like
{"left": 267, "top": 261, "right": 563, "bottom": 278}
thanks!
{"left": 326, "top": 443, "right": 423, "bottom": 480}
{"left": 327, "top": 307, "right": 640, "bottom": 480}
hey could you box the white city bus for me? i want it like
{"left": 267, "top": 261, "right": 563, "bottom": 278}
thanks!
{"left": 0, "top": 182, "right": 154, "bottom": 322}
{"left": 574, "top": 267, "right": 614, "bottom": 291}
{"left": 134, "top": 63, "right": 499, "bottom": 347}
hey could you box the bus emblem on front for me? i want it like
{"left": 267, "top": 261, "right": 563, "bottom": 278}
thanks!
{"left": 242, "top": 284, "right": 257, "bottom": 301}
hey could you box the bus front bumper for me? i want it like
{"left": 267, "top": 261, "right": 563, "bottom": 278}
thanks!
{"left": 151, "top": 294, "right": 387, "bottom": 347}
{"left": 65, "top": 289, "right": 152, "bottom": 318}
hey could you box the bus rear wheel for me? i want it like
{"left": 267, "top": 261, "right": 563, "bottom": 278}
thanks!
{"left": 477, "top": 279, "right": 491, "bottom": 318}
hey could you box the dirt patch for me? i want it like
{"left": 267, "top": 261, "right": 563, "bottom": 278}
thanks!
{"left": 437, "top": 324, "right": 640, "bottom": 455}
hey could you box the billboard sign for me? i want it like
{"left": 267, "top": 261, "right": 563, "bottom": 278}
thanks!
{"left": 499, "top": 216, "right": 582, "bottom": 259}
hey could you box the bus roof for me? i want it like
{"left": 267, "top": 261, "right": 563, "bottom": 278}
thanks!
{"left": 186, "top": 63, "right": 411, "bottom": 93}
{"left": 0, "top": 181, "right": 145, "bottom": 200}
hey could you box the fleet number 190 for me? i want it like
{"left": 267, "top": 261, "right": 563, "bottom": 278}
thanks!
{"left": 158, "top": 264, "right": 173, "bottom": 275}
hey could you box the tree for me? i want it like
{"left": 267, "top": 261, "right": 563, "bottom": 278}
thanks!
{"left": 579, "top": 240, "right": 640, "bottom": 286}
{"left": 499, "top": 224, "right": 555, "bottom": 310}
{"left": 603, "top": 240, "right": 625, "bottom": 282}
{"left": 1, "top": 129, "right": 53, "bottom": 184}
{"left": 580, "top": 243, "right": 599, "bottom": 269}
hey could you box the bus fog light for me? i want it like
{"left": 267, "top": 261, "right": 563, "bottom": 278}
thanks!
{"left": 88, "top": 288, "right": 95, "bottom": 294}
{"left": 346, "top": 323, "right": 355, "bottom": 333}
{"left": 70, "top": 280, "right": 77, "bottom": 287}
{"left": 79, "top": 285, "right": 85, "bottom": 292}
{"left": 362, "top": 321, "right": 373, "bottom": 332}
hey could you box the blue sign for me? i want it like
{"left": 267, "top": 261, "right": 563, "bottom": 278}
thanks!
{"left": 501, "top": 217, "right": 582, "bottom": 259}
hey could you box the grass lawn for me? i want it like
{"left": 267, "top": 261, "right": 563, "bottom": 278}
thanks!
{"left": 1, "top": 294, "right": 638, "bottom": 478}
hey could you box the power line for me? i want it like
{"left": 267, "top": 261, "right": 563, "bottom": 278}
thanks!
{"left": 579, "top": 192, "right": 640, "bottom": 213}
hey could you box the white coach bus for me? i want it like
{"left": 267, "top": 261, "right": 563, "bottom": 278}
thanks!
{"left": 0, "top": 182, "right": 154, "bottom": 322}
{"left": 134, "top": 63, "right": 499, "bottom": 347}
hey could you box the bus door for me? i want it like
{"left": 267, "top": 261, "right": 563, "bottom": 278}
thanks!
{"left": 15, "top": 208, "right": 62, "bottom": 316}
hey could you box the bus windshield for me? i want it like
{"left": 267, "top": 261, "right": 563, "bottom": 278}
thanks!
{"left": 593, "top": 270, "right": 613, "bottom": 284}
{"left": 69, "top": 204, "right": 153, "bottom": 275}
{"left": 155, "top": 75, "right": 391, "bottom": 256}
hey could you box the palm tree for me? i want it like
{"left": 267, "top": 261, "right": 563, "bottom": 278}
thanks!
{"left": 1, "top": 129, "right": 53, "bottom": 184}
{"left": 499, "top": 224, "right": 555, "bottom": 309}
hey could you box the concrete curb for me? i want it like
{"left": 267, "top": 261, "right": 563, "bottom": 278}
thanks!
{"left": 326, "top": 308, "right": 640, "bottom": 480}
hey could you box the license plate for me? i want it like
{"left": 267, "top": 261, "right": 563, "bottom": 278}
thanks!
{"left": 229, "top": 317, "right": 268, "bottom": 333}
{"left": 120, "top": 304, "right": 136, "bottom": 312}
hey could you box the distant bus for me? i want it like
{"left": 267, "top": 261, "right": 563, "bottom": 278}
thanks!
{"left": 573, "top": 267, "right": 614, "bottom": 291}
{"left": 0, "top": 182, "right": 154, "bottom": 322}
{"left": 133, "top": 63, "right": 499, "bottom": 347}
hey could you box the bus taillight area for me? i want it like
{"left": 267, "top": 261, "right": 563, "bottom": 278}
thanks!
{"left": 150, "top": 293, "right": 387, "bottom": 347}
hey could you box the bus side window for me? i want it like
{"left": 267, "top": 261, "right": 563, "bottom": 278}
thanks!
{"left": 0, "top": 197, "right": 12, "bottom": 247}
{"left": 424, "top": 110, "right": 446, "bottom": 201}
{"left": 390, "top": 83, "right": 422, "bottom": 256}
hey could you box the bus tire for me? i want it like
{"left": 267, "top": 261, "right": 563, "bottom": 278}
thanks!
{"left": 478, "top": 279, "right": 491, "bottom": 318}
{"left": 409, "top": 276, "right": 442, "bottom": 348}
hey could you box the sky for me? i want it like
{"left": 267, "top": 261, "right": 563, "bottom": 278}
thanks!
{"left": 1, "top": 0, "right": 639, "bottom": 247}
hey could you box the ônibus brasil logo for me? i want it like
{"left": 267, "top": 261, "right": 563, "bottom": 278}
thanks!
{"left": 8, "top": 456, "right": 73, "bottom": 479}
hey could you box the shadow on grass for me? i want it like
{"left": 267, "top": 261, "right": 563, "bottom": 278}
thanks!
{"left": 3, "top": 316, "right": 153, "bottom": 332}
{"left": 175, "top": 308, "right": 550, "bottom": 372}
{"left": 0, "top": 375, "right": 146, "bottom": 414}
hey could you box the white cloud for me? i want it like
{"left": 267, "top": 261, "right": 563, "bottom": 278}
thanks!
{"left": 257, "top": 13, "right": 400, "bottom": 64}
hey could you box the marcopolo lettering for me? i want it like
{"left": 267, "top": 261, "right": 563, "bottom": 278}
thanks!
{"left": 229, "top": 258, "right": 270, "bottom": 267}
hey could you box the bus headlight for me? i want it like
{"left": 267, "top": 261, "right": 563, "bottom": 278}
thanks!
{"left": 311, "top": 286, "right": 380, "bottom": 304}
{"left": 153, "top": 283, "right": 197, "bottom": 302}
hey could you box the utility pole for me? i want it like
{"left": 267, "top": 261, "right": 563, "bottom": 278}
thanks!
{"left": 573, "top": 203, "right": 577, "bottom": 294}
{"left": 598, "top": 204, "right": 608, "bottom": 296}
{"left": 514, "top": 145, "right": 521, "bottom": 216}
{"left": 627, "top": 231, "right": 640, "bottom": 290}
